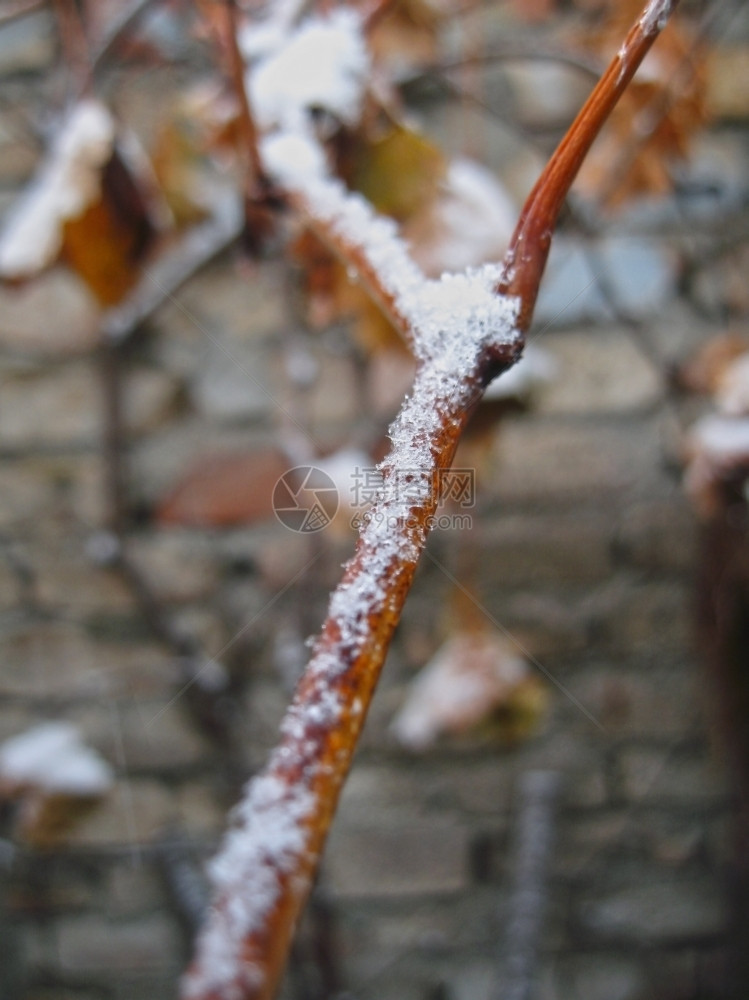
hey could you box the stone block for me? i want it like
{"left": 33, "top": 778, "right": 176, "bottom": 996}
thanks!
{"left": 554, "top": 809, "right": 635, "bottom": 881}
{"left": 559, "top": 663, "right": 704, "bottom": 738}
{"left": 537, "top": 329, "right": 662, "bottom": 416}
{"left": 111, "top": 975, "right": 180, "bottom": 1000}
{"left": 533, "top": 237, "right": 675, "bottom": 327}
{"left": 33, "top": 551, "right": 135, "bottom": 619}
{"left": 484, "top": 588, "right": 590, "bottom": 660}
{"left": 175, "top": 782, "right": 225, "bottom": 836}
{"left": 189, "top": 343, "right": 272, "bottom": 423}
{"left": 477, "top": 512, "right": 613, "bottom": 588}
{"left": 0, "top": 459, "right": 61, "bottom": 531}
{"left": 0, "top": 361, "right": 176, "bottom": 451}
{"left": 577, "top": 874, "right": 726, "bottom": 945}
{"left": 156, "top": 259, "right": 286, "bottom": 355}
{"left": 77, "top": 700, "right": 212, "bottom": 773}
{"left": 582, "top": 578, "right": 692, "bottom": 656}
{"left": 324, "top": 819, "right": 469, "bottom": 899}
{"left": 125, "top": 530, "right": 220, "bottom": 605}
{"left": 0, "top": 270, "right": 99, "bottom": 357}
{"left": 105, "top": 861, "right": 165, "bottom": 918}
{"left": 616, "top": 745, "right": 730, "bottom": 806}
{"left": 487, "top": 418, "right": 663, "bottom": 506}
{"left": 336, "top": 762, "right": 449, "bottom": 822}
{"left": 0, "top": 362, "right": 100, "bottom": 451}
{"left": 57, "top": 913, "right": 181, "bottom": 975}
{"left": 614, "top": 500, "right": 697, "bottom": 574}
{"left": 0, "top": 620, "right": 106, "bottom": 699}
{"left": 551, "top": 953, "right": 647, "bottom": 1000}
{"left": 65, "top": 780, "right": 176, "bottom": 848}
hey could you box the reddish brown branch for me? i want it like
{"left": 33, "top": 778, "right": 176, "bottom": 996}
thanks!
{"left": 0, "top": 0, "right": 44, "bottom": 26}
{"left": 497, "top": 0, "right": 679, "bottom": 331}
{"left": 52, "top": 0, "right": 90, "bottom": 85}
{"left": 183, "top": 3, "right": 680, "bottom": 998}
{"left": 290, "top": 190, "right": 421, "bottom": 351}
{"left": 224, "top": 0, "right": 268, "bottom": 192}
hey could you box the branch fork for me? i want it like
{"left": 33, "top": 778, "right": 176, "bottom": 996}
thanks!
{"left": 183, "top": 2, "right": 682, "bottom": 997}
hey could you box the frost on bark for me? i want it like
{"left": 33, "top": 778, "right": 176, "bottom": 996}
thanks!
{"left": 178, "top": 2, "right": 683, "bottom": 998}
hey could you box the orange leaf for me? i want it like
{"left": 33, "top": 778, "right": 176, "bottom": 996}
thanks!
{"left": 61, "top": 149, "right": 154, "bottom": 305}
{"left": 156, "top": 448, "right": 291, "bottom": 527}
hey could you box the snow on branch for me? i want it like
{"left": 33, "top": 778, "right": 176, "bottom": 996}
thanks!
{"left": 0, "top": 99, "right": 115, "bottom": 279}
{"left": 183, "top": 2, "right": 682, "bottom": 998}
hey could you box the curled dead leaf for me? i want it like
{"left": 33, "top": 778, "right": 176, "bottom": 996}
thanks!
{"left": 0, "top": 98, "right": 156, "bottom": 305}
{"left": 0, "top": 722, "right": 113, "bottom": 847}
{"left": 391, "top": 631, "right": 547, "bottom": 750}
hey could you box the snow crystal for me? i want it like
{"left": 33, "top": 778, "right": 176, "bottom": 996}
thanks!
{"left": 183, "top": 774, "right": 316, "bottom": 999}
{"left": 0, "top": 99, "right": 115, "bottom": 278}
{"left": 0, "top": 722, "right": 113, "bottom": 796}
{"left": 247, "top": 9, "right": 369, "bottom": 132}
{"left": 640, "top": 0, "right": 677, "bottom": 36}
{"left": 271, "top": 160, "right": 520, "bottom": 363}
{"left": 187, "top": 14, "right": 526, "bottom": 989}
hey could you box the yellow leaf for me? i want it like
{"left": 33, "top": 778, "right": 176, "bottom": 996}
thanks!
{"left": 350, "top": 124, "right": 446, "bottom": 222}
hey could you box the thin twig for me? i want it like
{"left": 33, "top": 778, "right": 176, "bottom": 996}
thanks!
{"left": 101, "top": 192, "right": 243, "bottom": 345}
{"left": 436, "top": 43, "right": 603, "bottom": 81}
{"left": 0, "top": 0, "right": 44, "bottom": 27}
{"left": 90, "top": 0, "right": 158, "bottom": 74}
{"left": 51, "top": 0, "right": 90, "bottom": 87}
{"left": 497, "top": 0, "right": 680, "bottom": 329}
{"left": 224, "top": 0, "right": 268, "bottom": 192}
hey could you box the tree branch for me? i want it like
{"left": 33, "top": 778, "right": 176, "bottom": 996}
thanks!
{"left": 182, "top": 2, "right": 681, "bottom": 998}
{"left": 497, "top": 0, "right": 679, "bottom": 331}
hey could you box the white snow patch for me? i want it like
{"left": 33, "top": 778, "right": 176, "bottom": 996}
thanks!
{"left": 715, "top": 353, "right": 749, "bottom": 417}
{"left": 687, "top": 414, "right": 749, "bottom": 462}
{"left": 640, "top": 0, "right": 677, "bottom": 36}
{"left": 247, "top": 9, "right": 369, "bottom": 132}
{"left": 412, "top": 158, "right": 517, "bottom": 277}
{"left": 0, "top": 722, "right": 113, "bottom": 796}
{"left": 238, "top": 0, "right": 306, "bottom": 61}
{"left": 0, "top": 99, "right": 115, "bottom": 278}
{"left": 260, "top": 130, "right": 328, "bottom": 185}
{"left": 276, "top": 161, "right": 520, "bottom": 361}
{"left": 684, "top": 413, "right": 749, "bottom": 515}
{"left": 183, "top": 774, "right": 316, "bottom": 1000}
{"left": 391, "top": 632, "right": 529, "bottom": 750}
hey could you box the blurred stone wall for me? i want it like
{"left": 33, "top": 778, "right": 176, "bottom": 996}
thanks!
{"left": 1, "top": 6, "right": 748, "bottom": 1000}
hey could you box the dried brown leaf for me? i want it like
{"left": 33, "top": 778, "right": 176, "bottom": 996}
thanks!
{"left": 156, "top": 448, "right": 290, "bottom": 527}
